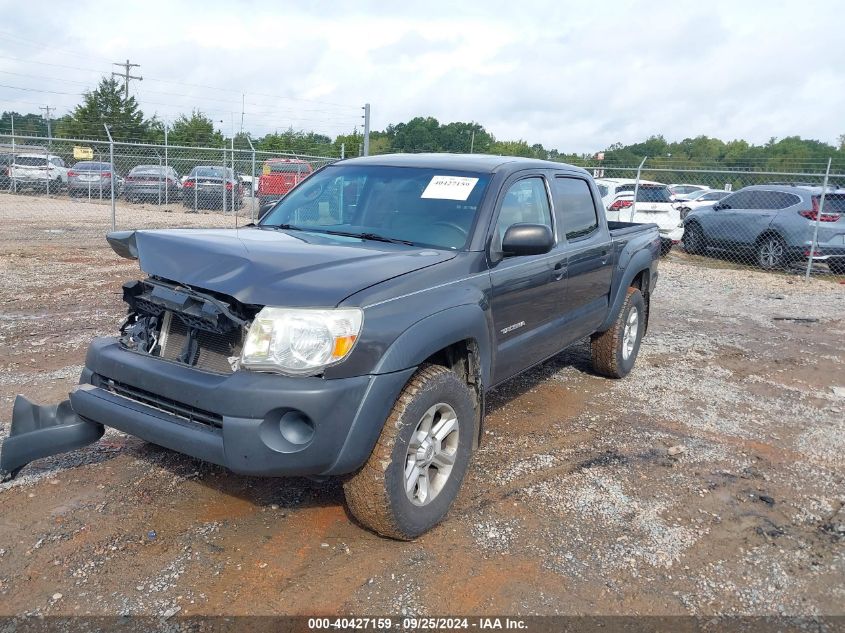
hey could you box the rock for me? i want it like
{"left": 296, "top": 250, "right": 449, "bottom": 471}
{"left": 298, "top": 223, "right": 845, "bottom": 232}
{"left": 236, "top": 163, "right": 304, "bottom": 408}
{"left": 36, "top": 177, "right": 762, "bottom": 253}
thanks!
{"left": 161, "top": 606, "right": 181, "bottom": 620}
{"left": 757, "top": 494, "right": 775, "bottom": 506}
{"left": 51, "top": 593, "right": 63, "bottom": 601}
{"left": 831, "top": 386, "right": 845, "bottom": 399}
{"left": 667, "top": 445, "right": 687, "bottom": 456}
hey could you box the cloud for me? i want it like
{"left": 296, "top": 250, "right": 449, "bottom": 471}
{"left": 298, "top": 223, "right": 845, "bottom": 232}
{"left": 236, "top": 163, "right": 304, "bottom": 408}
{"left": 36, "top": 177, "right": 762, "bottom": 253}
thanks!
{"left": 1, "top": 0, "right": 843, "bottom": 153}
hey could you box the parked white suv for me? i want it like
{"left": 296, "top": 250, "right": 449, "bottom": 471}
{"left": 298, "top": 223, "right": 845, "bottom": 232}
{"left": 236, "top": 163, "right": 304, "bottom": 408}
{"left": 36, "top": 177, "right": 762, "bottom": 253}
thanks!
{"left": 594, "top": 177, "right": 664, "bottom": 210}
{"left": 606, "top": 184, "right": 682, "bottom": 256}
{"left": 10, "top": 153, "right": 69, "bottom": 193}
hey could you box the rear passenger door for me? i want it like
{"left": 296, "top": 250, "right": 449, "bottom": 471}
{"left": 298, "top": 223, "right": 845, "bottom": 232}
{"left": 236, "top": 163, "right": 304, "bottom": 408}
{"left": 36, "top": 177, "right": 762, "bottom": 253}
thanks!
{"left": 746, "top": 191, "right": 800, "bottom": 244}
{"left": 552, "top": 175, "right": 614, "bottom": 345}
{"left": 489, "top": 174, "right": 563, "bottom": 384}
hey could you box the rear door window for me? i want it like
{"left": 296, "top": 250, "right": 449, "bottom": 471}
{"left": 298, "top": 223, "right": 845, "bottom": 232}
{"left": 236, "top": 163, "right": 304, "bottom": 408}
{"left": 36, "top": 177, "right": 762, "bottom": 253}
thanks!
{"left": 553, "top": 177, "right": 599, "bottom": 240}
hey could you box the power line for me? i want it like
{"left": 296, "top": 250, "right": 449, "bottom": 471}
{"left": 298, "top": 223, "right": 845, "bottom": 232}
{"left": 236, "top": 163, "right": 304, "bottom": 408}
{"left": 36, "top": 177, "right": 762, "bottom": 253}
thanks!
{"left": 112, "top": 59, "right": 142, "bottom": 100}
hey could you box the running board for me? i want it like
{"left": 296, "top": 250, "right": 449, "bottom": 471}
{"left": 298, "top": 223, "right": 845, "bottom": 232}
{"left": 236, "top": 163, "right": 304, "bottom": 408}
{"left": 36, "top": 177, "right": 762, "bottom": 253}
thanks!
{"left": 0, "top": 390, "right": 104, "bottom": 481}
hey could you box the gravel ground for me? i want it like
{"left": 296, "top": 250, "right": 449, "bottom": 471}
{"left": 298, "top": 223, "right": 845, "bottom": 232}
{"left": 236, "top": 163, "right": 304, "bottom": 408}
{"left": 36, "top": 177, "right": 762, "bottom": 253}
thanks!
{"left": 0, "top": 195, "right": 843, "bottom": 617}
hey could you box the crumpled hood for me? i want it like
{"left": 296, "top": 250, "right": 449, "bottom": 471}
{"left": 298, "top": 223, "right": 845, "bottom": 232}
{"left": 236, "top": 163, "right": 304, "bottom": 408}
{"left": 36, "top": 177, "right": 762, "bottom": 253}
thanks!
{"left": 109, "top": 227, "right": 455, "bottom": 307}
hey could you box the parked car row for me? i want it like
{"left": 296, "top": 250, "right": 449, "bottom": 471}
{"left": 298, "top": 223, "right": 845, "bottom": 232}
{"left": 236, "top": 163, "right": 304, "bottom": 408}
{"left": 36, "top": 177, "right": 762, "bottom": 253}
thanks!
{"left": 0, "top": 154, "right": 313, "bottom": 210}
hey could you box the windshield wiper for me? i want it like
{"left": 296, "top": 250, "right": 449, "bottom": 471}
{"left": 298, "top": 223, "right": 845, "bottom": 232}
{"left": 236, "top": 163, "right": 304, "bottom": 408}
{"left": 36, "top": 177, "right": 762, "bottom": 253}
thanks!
{"left": 265, "top": 223, "right": 306, "bottom": 231}
{"left": 315, "top": 229, "right": 417, "bottom": 246}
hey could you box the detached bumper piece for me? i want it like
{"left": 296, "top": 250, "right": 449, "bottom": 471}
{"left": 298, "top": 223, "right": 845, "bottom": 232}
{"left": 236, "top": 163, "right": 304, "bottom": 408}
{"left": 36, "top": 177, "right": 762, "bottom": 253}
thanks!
{"left": 0, "top": 389, "right": 104, "bottom": 481}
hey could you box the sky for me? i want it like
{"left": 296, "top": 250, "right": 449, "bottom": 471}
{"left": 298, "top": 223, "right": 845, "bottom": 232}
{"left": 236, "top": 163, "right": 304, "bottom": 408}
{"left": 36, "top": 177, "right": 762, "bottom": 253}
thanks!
{"left": 1, "top": 0, "right": 843, "bottom": 154}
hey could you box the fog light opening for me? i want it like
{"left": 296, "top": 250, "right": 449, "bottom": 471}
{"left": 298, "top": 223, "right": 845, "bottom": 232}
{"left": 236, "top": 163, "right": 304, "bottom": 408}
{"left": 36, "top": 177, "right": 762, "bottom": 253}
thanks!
{"left": 278, "top": 411, "right": 315, "bottom": 446}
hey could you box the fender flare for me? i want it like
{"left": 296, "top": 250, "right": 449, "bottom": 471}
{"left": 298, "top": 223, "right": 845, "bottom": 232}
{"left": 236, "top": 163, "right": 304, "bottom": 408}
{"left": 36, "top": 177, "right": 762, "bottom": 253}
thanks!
{"left": 373, "top": 303, "right": 493, "bottom": 388}
{"left": 597, "top": 249, "right": 655, "bottom": 333}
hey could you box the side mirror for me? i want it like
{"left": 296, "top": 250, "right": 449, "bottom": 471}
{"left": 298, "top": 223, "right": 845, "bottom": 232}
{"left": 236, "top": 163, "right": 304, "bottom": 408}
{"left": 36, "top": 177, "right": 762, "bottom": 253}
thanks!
{"left": 501, "top": 223, "right": 554, "bottom": 256}
{"left": 258, "top": 202, "right": 275, "bottom": 220}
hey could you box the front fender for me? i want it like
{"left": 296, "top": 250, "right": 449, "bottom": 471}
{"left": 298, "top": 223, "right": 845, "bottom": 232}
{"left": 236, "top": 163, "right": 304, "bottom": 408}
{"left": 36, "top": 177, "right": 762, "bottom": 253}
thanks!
{"left": 373, "top": 303, "right": 493, "bottom": 387}
{"left": 597, "top": 247, "right": 657, "bottom": 333}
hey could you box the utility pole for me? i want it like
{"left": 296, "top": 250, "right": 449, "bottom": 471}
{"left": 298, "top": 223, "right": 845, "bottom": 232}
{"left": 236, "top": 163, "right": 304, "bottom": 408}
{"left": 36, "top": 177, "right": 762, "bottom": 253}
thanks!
{"left": 112, "top": 59, "right": 142, "bottom": 100}
{"left": 362, "top": 103, "right": 371, "bottom": 157}
{"left": 39, "top": 105, "right": 53, "bottom": 139}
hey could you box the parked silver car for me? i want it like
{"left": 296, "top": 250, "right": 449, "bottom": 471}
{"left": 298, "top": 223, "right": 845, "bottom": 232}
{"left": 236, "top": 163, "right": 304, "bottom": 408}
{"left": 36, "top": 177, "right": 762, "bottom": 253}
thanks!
{"left": 683, "top": 185, "right": 845, "bottom": 274}
{"left": 68, "top": 161, "right": 120, "bottom": 198}
{"left": 124, "top": 165, "right": 181, "bottom": 203}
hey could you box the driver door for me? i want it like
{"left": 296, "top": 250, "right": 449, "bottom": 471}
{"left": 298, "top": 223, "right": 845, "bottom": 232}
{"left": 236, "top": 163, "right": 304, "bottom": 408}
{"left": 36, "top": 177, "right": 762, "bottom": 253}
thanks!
{"left": 488, "top": 175, "right": 563, "bottom": 385}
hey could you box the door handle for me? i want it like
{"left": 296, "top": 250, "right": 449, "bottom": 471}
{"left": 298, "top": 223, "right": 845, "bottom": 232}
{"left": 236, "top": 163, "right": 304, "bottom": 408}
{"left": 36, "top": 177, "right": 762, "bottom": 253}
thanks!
{"left": 553, "top": 261, "right": 567, "bottom": 281}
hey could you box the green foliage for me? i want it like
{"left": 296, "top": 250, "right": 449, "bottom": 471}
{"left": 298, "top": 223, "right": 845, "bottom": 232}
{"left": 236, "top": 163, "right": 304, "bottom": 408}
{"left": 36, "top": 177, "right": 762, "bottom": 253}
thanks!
{"left": 0, "top": 111, "right": 48, "bottom": 136}
{"left": 56, "top": 77, "right": 149, "bottom": 142}
{"left": 256, "top": 128, "right": 333, "bottom": 155}
{"left": 167, "top": 110, "right": 225, "bottom": 147}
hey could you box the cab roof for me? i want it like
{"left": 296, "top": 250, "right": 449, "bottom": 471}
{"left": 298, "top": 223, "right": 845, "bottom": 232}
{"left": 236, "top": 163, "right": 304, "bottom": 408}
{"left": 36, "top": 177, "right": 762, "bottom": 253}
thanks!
{"left": 339, "top": 152, "right": 590, "bottom": 176}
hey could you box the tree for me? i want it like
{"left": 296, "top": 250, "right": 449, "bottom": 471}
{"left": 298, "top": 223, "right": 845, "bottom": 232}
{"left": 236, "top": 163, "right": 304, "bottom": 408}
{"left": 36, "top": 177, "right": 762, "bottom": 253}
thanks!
{"left": 57, "top": 77, "right": 149, "bottom": 142}
{"left": 0, "top": 111, "right": 49, "bottom": 136}
{"left": 167, "top": 110, "right": 224, "bottom": 147}
{"left": 257, "top": 128, "right": 333, "bottom": 155}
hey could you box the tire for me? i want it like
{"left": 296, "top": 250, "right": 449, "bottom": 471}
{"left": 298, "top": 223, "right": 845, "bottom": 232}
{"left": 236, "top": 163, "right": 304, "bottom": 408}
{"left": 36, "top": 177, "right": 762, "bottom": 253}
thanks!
{"left": 591, "top": 287, "right": 646, "bottom": 379}
{"left": 683, "top": 222, "right": 706, "bottom": 255}
{"left": 828, "top": 259, "right": 845, "bottom": 275}
{"left": 343, "top": 364, "right": 476, "bottom": 540}
{"left": 756, "top": 234, "right": 786, "bottom": 270}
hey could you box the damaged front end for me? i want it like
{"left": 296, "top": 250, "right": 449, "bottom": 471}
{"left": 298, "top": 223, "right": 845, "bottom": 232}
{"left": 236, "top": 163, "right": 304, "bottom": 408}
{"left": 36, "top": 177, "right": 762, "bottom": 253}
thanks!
{"left": 118, "top": 278, "right": 252, "bottom": 374}
{"left": 1, "top": 262, "right": 256, "bottom": 481}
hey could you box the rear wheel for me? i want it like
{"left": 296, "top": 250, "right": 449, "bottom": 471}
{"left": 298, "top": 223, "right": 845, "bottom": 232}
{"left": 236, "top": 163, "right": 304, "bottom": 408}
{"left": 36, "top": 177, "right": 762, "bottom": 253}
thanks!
{"left": 828, "top": 259, "right": 845, "bottom": 275}
{"left": 343, "top": 364, "right": 475, "bottom": 540}
{"left": 591, "top": 287, "right": 645, "bottom": 379}
{"left": 757, "top": 234, "right": 787, "bottom": 270}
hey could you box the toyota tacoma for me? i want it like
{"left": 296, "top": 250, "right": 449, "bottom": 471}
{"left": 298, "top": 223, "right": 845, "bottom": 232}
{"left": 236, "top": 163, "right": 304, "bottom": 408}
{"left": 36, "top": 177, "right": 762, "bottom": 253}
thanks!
{"left": 1, "top": 154, "right": 660, "bottom": 539}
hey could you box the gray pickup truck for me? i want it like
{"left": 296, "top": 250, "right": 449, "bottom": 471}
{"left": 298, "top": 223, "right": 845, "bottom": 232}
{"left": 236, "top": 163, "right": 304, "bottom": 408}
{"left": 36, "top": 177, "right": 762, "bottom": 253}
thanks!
{"left": 2, "top": 154, "right": 661, "bottom": 539}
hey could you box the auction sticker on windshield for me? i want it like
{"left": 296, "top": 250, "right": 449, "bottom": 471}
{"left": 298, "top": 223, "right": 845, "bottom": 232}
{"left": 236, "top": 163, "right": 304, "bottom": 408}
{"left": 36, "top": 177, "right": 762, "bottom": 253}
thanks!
{"left": 421, "top": 175, "right": 479, "bottom": 201}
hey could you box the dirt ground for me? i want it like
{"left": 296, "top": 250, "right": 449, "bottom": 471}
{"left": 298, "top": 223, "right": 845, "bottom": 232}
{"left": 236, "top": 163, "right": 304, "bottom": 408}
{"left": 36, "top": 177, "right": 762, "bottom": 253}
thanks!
{"left": 0, "top": 195, "right": 843, "bottom": 618}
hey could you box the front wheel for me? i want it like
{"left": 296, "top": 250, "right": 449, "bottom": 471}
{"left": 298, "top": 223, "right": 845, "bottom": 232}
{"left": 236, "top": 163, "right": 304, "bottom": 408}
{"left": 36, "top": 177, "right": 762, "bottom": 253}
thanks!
{"left": 828, "top": 259, "right": 845, "bottom": 275}
{"left": 683, "top": 222, "right": 706, "bottom": 255}
{"left": 591, "top": 287, "right": 645, "bottom": 379}
{"left": 757, "top": 234, "right": 787, "bottom": 270}
{"left": 343, "top": 364, "right": 476, "bottom": 540}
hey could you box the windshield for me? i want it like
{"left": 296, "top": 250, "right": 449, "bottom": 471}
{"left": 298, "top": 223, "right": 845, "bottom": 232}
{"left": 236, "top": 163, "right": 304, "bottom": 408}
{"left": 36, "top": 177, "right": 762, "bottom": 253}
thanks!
{"left": 683, "top": 189, "right": 710, "bottom": 200}
{"left": 189, "top": 167, "right": 229, "bottom": 179}
{"left": 818, "top": 194, "right": 845, "bottom": 213}
{"left": 636, "top": 186, "right": 673, "bottom": 203}
{"left": 74, "top": 162, "right": 110, "bottom": 171}
{"left": 15, "top": 156, "right": 48, "bottom": 167}
{"left": 260, "top": 165, "right": 492, "bottom": 250}
{"left": 131, "top": 166, "right": 167, "bottom": 175}
{"left": 265, "top": 162, "right": 311, "bottom": 173}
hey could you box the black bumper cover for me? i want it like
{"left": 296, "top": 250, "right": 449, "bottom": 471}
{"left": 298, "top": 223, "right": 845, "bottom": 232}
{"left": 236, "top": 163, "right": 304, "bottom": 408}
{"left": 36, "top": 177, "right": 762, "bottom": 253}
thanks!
{"left": 1, "top": 337, "right": 415, "bottom": 480}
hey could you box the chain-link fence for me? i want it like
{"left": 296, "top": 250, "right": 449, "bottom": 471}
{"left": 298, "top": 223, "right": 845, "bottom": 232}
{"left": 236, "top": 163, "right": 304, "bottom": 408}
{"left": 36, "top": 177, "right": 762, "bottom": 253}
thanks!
{"left": 1, "top": 136, "right": 843, "bottom": 283}
{"left": 0, "top": 133, "right": 337, "bottom": 232}
{"left": 574, "top": 158, "right": 845, "bottom": 283}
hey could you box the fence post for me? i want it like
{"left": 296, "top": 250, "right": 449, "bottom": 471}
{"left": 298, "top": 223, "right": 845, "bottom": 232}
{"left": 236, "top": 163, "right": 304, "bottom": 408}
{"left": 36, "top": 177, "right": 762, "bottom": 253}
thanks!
{"left": 104, "top": 124, "right": 116, "bottom": 231}
{"left": 222, "top": 147, "right": 227, "bottom": 216}
{"left": 164, "top": 124, "right": 169, "bottom": 206}
{"left": 631, "top": 156, "right": 647, "bottom": 222}
{"left": 10, "top": 114, "right": 15, "bottom": 193}
{"left": 246, "top": 136, "right": 256, "bottom": 223}
{"left": 232, "top": 136, "right": 237, "bottom": 229}
{"left": 341, "top": 142, "right": 345, "bottom": 160}
{"left": 805, "top": 157, "right": 832, "bottom": 280}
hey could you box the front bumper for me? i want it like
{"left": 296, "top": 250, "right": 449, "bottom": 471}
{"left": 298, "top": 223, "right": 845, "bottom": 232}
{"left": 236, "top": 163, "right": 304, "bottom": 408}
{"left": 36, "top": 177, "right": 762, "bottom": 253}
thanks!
{"left": 2, "top": 337, "right": 415, "bottom": 479}
{"left": 658, "top": 226, "right": 684, "bottom": 242}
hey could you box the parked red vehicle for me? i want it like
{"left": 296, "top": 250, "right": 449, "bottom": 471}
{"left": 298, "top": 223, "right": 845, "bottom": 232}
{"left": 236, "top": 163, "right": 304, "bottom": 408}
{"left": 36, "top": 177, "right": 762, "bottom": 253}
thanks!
{"left": 257, "top": 158, "right": 312, "bottom": 206}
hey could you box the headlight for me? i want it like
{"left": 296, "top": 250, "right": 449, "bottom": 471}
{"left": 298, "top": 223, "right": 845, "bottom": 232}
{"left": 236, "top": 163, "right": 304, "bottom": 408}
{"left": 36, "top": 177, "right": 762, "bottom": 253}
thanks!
{"left": 241, "top": 307, "right": 363, "bottom": 375}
